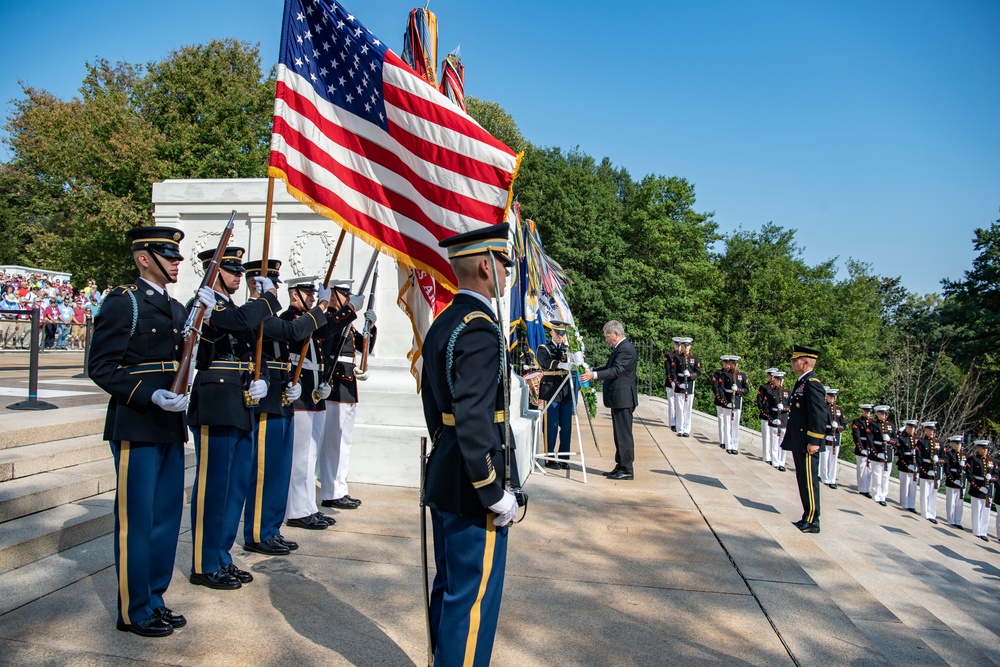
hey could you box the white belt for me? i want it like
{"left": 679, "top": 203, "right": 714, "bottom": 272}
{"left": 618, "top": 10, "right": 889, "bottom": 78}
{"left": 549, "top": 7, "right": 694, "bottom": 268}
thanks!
{"left": 289, "top": 354, "right": 318, "bottom": 371}
{"left": 335, "top": 355, "right": 355, "bottom": 364}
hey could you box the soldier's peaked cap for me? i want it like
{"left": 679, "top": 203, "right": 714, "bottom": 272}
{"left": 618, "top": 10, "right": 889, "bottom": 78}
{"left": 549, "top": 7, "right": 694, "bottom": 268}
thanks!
{"left": 921, "top": 421, "right": 937, "bottom": 428}
{"left": 874, "top": 405, "right": 890, "bottom": 413}
{"left": 244, "top": 259, "right": 282, "bottom": 283}
{"left": 439, "top": 222, "right": 514, "bottom": 267}
{"left": 791, "top": 344, "right": 820, "bottom": 359}
{"left": 549, "top": 320, "right": 568, "bottom": 334}
{"left": 197, "top": 246, "right": 246, "bottom": 273}
{"left": 772, "top": 371, "right": 786, "bottom": 378}
{"left": 126, "top": 226, "right": 184, "bottom": 260}
{"left": 286, "top": 275, "right": 318, "bottom": 291}
{"left": 860, "top": 404, "right": 874, "bottom": 410}
{"left": 974, "top": 439, "right": 989, "bottom": 446}
{"left": 764, "top": 368, "right": 778, "bottom": 375}
{"left": 329, "top": 278, "right": 354, "bottom": 291}
{"left": 903, "top": 420, "right": 918, "bottom": 426}
{"left": 948, "top": 435, "right": 963, "bottom": 442}
{"left": 826, "top": 387, "right": 839, "bottom": 395}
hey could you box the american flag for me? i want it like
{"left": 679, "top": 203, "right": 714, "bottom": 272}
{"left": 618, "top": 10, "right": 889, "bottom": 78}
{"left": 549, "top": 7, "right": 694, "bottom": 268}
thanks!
{"left": 269, "top": 0, "right": 521, "bottom": 290}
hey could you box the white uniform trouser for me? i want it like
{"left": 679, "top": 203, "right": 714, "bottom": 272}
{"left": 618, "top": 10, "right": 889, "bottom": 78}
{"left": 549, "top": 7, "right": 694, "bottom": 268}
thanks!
{"left": 286, "top": 410, "right": 325, "bottom": 520}
{"left": 856, "top": 455, "right": 871, "bottom": 493}
{"left": 760, "top": 420, "right": 771, "bottom": 462}
{"left": 319, "top": 402, "right": 357, "bottom": 501}
{"left": 666, "top": 388, "right": 675, "bottom": 427}
{"left": 971, "top": 497, "right": 989, "bottom": 536}
{"left": 725, "top": 409, "right": 742, "bottom": 452}
{"left": 919, "top": 479, "right": 938, "bottom": 520}
{"left": 871, "top": 460, "right": 891, "bottom": 502}
{"left": 819, "top": 445, "right": 839, "bottom": 484}
{"left": 716, "top": 406, "right": 727, "bottom": 444}
{"left": 945, "top": 487, "right": 964, "bottom": 525}
{"left": 768, "top": 426, "right": 786, "bottom": 467}
{"left": 673, "top": 392, "right": 693, "bottom": 435}
{"left": 898, "top": 471, "right": 917, "bottom": 509}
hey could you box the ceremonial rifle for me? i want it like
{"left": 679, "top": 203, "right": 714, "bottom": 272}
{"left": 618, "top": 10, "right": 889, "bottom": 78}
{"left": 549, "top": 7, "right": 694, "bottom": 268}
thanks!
{"left": 170, "top": 212, "right": 236, "bottom": 396}
{"left": 418, "top": 435, "right": 434, "bottom": 667}
{"left": 357, "top": 263, "right": 378, "bottom": 378}
{"left": 291, "top": 228, "right": 348, "bottom": 386}
{"left": 322, "top": 248, "right": 379, "bottom": 386}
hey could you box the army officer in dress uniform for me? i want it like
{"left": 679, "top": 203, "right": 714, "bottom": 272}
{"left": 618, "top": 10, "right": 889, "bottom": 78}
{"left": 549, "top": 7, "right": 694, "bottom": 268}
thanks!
{"left": 781, "top": 345, "right": 827, "bottom": 534}
{"left": 421, "top": 222, "right": 520, "bottom": 667}
{"left": 88, "top": 226, "right": 190, "bottom": 637}
{"left": 536, "top": 320, "right": 580, "bottom": 469}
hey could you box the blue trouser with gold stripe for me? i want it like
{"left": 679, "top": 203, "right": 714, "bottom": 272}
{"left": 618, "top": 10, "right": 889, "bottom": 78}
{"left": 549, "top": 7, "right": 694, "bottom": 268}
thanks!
{"left": 430, "top": 509, "right": 508, "bottom": 667}
{"left": 190, "top": 425, "right": 254, "bottom": 574}
{"left": 793, "top": 449, "right": 821, "bottom": 524}
{"left": 546, "top": 399, "right": 574, "bottom": 457}
{"left": 245, "top": 413, "right": 293, "bottom": 544}
{"left": 110, "top": 440, "right": 184, "bottom": 625}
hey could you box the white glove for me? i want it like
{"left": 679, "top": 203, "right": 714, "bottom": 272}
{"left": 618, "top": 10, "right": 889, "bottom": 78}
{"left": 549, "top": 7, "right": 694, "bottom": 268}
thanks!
{"left": 771, "top": 419, "right": 781, "bottom": 426}
{"left": 316, "top": 284, "right": 332, "bottom": 303}
{"left": 683, "top": 369, "right": 691, "bottom": 377}
{"left": 730, "top": 385, "right": 738, "bottom": 392}
{"left": 570, "top": 351, "right": 585, "bottom": 366}
{"left": 365, "top": 308, "right": 377, "bottom": 325}
{"left": 980, "top": 487, "right": 989, "bottom": 495}
{"left": 932, "top": 455, "right": 939, "bottom": 463}
{"left": 284, "top": 382, "right": 302, "bottom": 401}
{"left": 247, "top": 379, "right": 268, "bottom": 400}
{"left": 253, "top": 276, "right": 276, "bottom": 293}
{"left": 315, "top": 382, "right": 332, "bottom": 400}
{"left": 488, "top": 490, "right": 518, "bottom": 527}
{"left": 726, "top": 402, "right": 734, "bottom": 409}
{"left": 349, "top": 294, "right": 364, "bottom": 311}
{"left": 777, "top": 403, "right": 784, "bottom": 411}
{"left": 987, "top": 473, "right": 993, "bottom": 482}
{"left": 908, "top": 465, "right": 917, "bottom": 472}
{"left": 151, "top": 389, "right": 189, "bottom": 412}
{"left": 557, "top": 361, "right": 572, "bottom": 371}
{"left": 197, "top": 286, "right": 216, "bottom": 309}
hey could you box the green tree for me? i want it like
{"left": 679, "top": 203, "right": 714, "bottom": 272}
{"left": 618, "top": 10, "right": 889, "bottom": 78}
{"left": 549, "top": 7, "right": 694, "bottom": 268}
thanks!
{"left": 465, "top": 97, "right": 526, "bottom": 154}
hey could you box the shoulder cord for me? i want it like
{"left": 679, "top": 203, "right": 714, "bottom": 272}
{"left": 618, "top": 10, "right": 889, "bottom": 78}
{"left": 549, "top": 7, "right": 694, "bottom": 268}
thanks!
{"left": 126, "top": 290, "right": 138, "bottom": 337}
{"left": 445, "top": 319, "right": 503, "bottom": 401}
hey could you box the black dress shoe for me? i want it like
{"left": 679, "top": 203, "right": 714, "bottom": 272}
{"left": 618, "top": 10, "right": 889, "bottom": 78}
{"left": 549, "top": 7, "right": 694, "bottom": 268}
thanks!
{"left": 980, "top": 535, "right": 989, "bottom": 542}
{"left": 799, "top": 523, "right": 820, "bottom": 534}
{"left": 671, "top": 425, "right": 677, "bottom": 432}
{"left": 314, "top": 511, "right": 338, "bottom": 525}
{"left": 287, "top": 514, "right": 329, "bottom": 530}
{"left": 907, "top": 508, "right": 919, "bottom": 514}
{"left": 275, "top": 534, "right": 299, "bottom": 550}
{"left": 778, "top": 466, "right": 786, "bottom": 472}
{"left": 226, "top": 563, "right": 253, "bottom": 583}
{"left": 792, "top": 519, "right": 808, "bottom": 529}
{"left": 558, "top": 462, "right": 570, "bottom": 470}
{"left": 928, "top": 518, "right": 938, "bottom": 524}
{"left": 719, "top": 443, "right": 726, "bottom": 449}
{"left": 878, "top": 501, "right": 887, "bottom": 506}
{"left": 545, "top": 461, "right": 561, "bottom": 469}
{"left": 862, "top": 492, "right": 873, "bottom": 499}
{"left": 345, "top": 495, "right": 363, "bottom": 505}
{"left": 117, "top": 615, "right": 174, "bottom": 637}
{"left": 607, "top": 470, "right": 634, "bottom": 480}
{"left": 189, "top": 570, "right": 241, "bottom": 590}
{"left": 153, "top": 606, "right": 187, "bottom": 628}
{"left": 322, "top": 496, "right": 361, "bottom": 510}
{"left": 243, "top": 536, "right": 290, "bottom": 556}
{"left": 829, "top": 484, "right": 837, "bottom": 490}
{"left": 602, "top": 466, "right": 622, "bottom": 477}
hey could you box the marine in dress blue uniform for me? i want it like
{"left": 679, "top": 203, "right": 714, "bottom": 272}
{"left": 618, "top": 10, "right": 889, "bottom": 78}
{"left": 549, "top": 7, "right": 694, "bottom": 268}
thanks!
{"left": 187, "top": 247, "right": 281, "bottom": 590}
{"left": 781, "top": 345, "right": 827, "bottom": 534}
{"left": 241, "top": 260, "right": 331, "bottom": 555}
{"left": 421, "top": 223, "right": 519, "bottom": 667}
{"left": 88, "top": 226, "right": 189, "bottom": 637}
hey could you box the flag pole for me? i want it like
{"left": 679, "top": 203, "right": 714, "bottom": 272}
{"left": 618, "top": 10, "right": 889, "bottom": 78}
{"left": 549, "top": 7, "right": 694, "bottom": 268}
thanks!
{"left": 291, "top": 227, "right": 348, "bottom": 385}
{"left": 251, "top": 177, "right": 276, "bottom": 397}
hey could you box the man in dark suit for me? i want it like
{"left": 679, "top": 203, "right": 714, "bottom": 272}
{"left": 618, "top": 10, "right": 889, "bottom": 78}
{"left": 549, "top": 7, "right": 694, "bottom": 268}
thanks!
{"left": 780, "top": 344, "right": 827, "bottom": 534}
{"left": 581, "top": 321, "right": 638, "bottom": 480}
{"left": 89, "top": 226, "right": 191, "bottom": 637}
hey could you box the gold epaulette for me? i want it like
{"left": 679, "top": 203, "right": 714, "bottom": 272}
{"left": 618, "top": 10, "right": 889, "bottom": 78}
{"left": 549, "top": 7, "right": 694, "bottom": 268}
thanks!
{"left": 463, "top": 311, "right": 492, "bottom": 324}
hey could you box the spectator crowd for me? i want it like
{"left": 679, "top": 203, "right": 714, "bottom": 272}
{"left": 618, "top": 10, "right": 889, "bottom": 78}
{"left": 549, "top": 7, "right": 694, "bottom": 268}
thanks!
{"left": 0, "top": 270, "right": 106, "bottom": 351}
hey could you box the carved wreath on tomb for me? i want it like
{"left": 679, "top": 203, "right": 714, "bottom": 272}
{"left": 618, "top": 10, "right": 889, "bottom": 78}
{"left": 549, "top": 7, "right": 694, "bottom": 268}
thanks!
{"left": 189, "top": 230, "right": 223, "bottom": 278}
{"left": 289, "top": 231, "right": 335, "bottom": 277}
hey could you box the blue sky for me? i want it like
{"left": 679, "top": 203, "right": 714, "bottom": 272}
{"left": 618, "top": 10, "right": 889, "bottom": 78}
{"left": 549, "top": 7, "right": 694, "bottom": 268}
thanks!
{"left": 2, "top": 0, "right": 997, "bottom": 295}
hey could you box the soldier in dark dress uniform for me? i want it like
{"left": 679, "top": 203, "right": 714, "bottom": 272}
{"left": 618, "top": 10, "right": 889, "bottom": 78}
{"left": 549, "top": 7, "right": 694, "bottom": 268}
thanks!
{"left": 671, "top": 337, "right": 699, "bottom": 437}
{"left": 664, "top": 338, "right": 681, "bottom": 431}
{"left": 819, "top": 388, "right": 846, "bottom": 488}
{"left": 967, "top": 440, "right": 992, "bottom": 540}
{"left": 896, "top": 421, "right": 921, "bottom": 512}
{"left": 711, "top": 357, "right": 732, "bottom": 448}
{"left": 868, "top": 406, "right": 896, "bottom": 506}
{"left": 319, "top": 279, "right": 376, "bottom": 511}
{"left": 764, "top": 371, "right": 791, "bottom": 471}
{"left": 852, "top": 404, "right": 874, "bottom": 498}
{"left": 916, "top": 422, "right": 942, "bottom": 524}
{"left": 756, "top": 369, "right": 778, "bottom": 464}
{"left": 187, "top": 247, "right": 280, "bottom": 590}
{"left": 240, "top": 261, "right": 332, "bottom": 555}
{"left": 283, "top": 277, "right": 356, "bottom": 529}
{"left": 420, "top": 223, "right": 519, "bottom": 666}
{"left": 780, "top": 345, "right": 827, "bottom": 534}
{"left": 89, "top": 226, "right": 190, "bottom": 637}
{"left": 536, "top": 321, "right": 578, "bottom": 469}
{"left": 942, "top": 435, "right": 966, "bottom": 528}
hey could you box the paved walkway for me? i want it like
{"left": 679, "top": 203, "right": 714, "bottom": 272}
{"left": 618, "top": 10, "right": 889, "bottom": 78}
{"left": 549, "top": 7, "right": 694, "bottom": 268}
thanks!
{"left": 1, "top": 394, "right": 999, "bottom": 666}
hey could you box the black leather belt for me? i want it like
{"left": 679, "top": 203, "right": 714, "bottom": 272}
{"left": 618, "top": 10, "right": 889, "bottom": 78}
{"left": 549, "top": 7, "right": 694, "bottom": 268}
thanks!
{"left": 125, "top": 361, "right": 178, "bottom": 374}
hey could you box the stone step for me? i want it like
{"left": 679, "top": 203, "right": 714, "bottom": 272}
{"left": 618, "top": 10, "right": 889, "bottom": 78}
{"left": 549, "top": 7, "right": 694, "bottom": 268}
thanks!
{"left": 0, "top": 466, "right": 196, "bottom": 576}
{"left": 0, "top": 434, "right": 108, "bottom": 482}
{"left": 0, "top": 404, "right": 105, "bottom": 450}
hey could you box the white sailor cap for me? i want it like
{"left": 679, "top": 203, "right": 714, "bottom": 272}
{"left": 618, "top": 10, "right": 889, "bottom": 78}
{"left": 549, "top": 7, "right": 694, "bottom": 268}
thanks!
{"left": 859, "top": 404, "right": 874, "bottom": 410}
{"left": 764, "top": 368, "right": 778, "bottom": 375}
{"left": 903, "top": 420, "right": 918, "bottom": 426}
{"left": 874, "top": 405, "right": 890, "bottom": 413}
{"left": 974, "top": 439, "right": 990, "bottom": 447}
{"left": 921, "top": 421, "right": 937, "bottom": 428}
{"left": 772, "top": 371, "right": 786, "bottom": 379}
{"left": 679, "top": 337, "right": 693, "bottom": 344}
{"left": 328, "top": 278, "right": 354, "bottom": 291}
{"left": 825, "top": 387, "right": 839, "bottom": 395}
{"left": 285, "top": 275, "right": 319, "bottom": 290}
{"left": 948, "top": 435, "right": 963, "bottom": 442}
{"left": 672, "top": 337, "right": 684, "bottom": 343}
{"left": 729, "top": 355, "right": 740, "bottom": 362}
